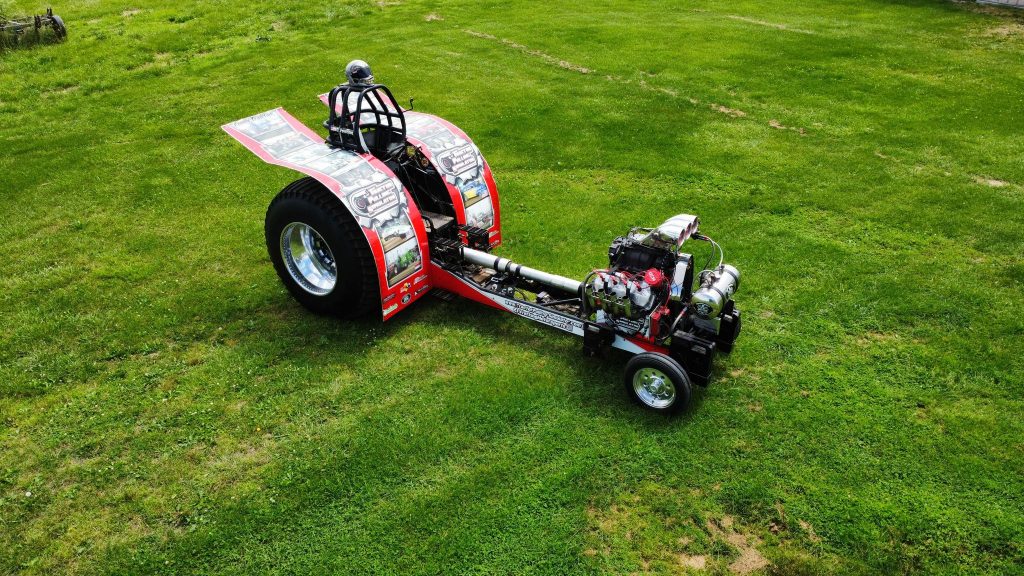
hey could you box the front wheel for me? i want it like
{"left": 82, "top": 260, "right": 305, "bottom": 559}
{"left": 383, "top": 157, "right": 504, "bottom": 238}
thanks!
{"left": 265, "top": 177, "right": 379, "bottom": 318}
{"left": 624, "top": 353, "right": 691, "bottom": 414}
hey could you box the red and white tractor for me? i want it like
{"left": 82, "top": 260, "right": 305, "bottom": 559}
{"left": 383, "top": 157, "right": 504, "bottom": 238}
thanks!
{"left": 223, "top": 61, "right": 741, "bottom": 413}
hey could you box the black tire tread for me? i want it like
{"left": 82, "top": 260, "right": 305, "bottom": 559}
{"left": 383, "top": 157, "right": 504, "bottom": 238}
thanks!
{"left": 265, "top": 177, "right": 379, "bottom": 319}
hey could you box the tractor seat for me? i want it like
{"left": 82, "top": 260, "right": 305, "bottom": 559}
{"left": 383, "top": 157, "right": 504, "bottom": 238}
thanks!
{"left": 356, "top": 124, "right": 407, "bottom": 160}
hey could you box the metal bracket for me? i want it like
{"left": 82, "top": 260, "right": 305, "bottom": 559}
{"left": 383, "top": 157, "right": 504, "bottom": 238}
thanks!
{"left": 582, "top": 322, "right": 615, "bottom": 357}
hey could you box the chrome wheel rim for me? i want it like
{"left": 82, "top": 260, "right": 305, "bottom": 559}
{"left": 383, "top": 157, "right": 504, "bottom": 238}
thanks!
{"left": 280, "top": 222, "right": 337, "bottom": 295}
{"left": 633, "top": 367, "right": 676, "bottom": 409}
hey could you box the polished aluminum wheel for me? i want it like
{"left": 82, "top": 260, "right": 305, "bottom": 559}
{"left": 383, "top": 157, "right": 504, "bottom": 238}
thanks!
{"left": 632, "top": 367, "right": 676, "bottom": 409}
{"left": 280, "top": 222, "right": 337, "bottom": 295}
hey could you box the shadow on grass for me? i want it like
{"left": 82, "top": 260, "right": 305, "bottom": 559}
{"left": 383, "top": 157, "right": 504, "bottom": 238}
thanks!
{"left": 267, "top": 290, "right": 724, "bottom": 431}
{"left": 96, "top": 288, "right": 728, "bottom": 573}
{"left": 0, "top": 30, "right": 65, "bottom": 54}
{"left": 307, "top": 294, "right": 714, "bottom": 443}
{"left": 414, "top": 295, "right": 721, "bottom": 424}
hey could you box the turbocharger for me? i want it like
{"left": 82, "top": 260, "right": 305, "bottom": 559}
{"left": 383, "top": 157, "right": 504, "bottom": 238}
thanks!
{"left": 690, "top": 264, "right": 740, "bottom": 318}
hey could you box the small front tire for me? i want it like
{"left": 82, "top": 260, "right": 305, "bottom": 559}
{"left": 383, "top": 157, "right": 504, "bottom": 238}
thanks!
{"left": 624, "top": 353, "right": 691, "bottom": 414}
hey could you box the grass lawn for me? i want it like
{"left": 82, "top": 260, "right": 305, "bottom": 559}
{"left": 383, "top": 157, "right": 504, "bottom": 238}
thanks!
{"left": 2, "top": 0, "right": 1023, "bottom": 573}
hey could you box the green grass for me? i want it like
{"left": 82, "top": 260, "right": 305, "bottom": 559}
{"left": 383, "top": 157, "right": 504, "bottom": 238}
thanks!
{"left": 2, "top": 0, "right": 1023, "bottom": 574}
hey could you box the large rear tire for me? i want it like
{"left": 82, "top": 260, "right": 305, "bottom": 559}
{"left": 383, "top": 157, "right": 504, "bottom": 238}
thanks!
{"left": 624, "top": 353, "right": 691, "bottom": 414}
{"left": 265, "top": 177, "right": 379, "bottom": 318}
{"left": 51, "top": 15, "right": 67, "bottom": 40}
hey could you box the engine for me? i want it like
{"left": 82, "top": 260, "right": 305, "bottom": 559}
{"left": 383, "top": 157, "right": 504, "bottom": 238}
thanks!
{"left": 585, "top": 268, "right": 664, "bottom": 320}
{"left": 583, "top": 214, "right": 740, "bottom": 341}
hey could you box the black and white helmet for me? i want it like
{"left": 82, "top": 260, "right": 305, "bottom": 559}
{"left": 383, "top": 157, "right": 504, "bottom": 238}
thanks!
{"left": 345, "top": 60, "right": 374, "bottom": 86}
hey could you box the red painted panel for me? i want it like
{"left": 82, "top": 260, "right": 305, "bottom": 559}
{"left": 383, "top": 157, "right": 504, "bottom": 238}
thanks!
{"left": 318, "top": 94, "right": 502, "bottom": 247}
{"left": 222, "top": 108, "right": 431, "bottom": 320}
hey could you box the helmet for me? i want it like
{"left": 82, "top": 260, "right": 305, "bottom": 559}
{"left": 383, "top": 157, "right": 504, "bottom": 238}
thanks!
{"left": 345, "top": 60, "right": 374, "bottom": 86}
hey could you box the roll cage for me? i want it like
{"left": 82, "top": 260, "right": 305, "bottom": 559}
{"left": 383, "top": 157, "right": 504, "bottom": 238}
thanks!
{"left": 325, "top": 83, "right": 407, "bottom": 159}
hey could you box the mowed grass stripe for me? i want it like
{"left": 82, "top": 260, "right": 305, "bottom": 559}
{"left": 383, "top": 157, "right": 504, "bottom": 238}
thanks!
{"left": 1, "top": 0, "right": 1023, "bottom": 574}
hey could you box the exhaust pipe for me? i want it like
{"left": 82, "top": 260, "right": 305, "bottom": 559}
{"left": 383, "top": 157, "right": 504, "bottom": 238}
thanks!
{"left": 460, "top": 246, "right": 582, "bottom": 296}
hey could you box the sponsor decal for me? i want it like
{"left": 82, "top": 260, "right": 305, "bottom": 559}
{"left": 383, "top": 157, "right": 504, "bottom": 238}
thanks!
{"left": 402, "top": 294, "right": 412, "bottom": 304}
{"left": 383, "top": 303, "right": 399, "bottom": 317}
{"left": 503, "top": 299, "right": 584, "bottom": 334}
{"left": 400, "top": 282, "right": 411, "bottom": 293}
{"left": 224, "top": 108, "right": 427, "bottom": 315}
{"left": 414, "top": 274, "right": 428, "bottom": 284}
{"left": 230, "top": 109, "right": 289, "bottom": 139}
{"left": 435, "top": 145, "right": 479, "bottom": 177}
{"left": 614, "top": 317, "right": 644, "bottom": 334}
{"left": 456, "top": 276, "right": 583, "bottom": 335}
{"left": 414, "top": 285, "right": 430, "bottom": 296}
{"left": 384, "top": 236, "right": 422, "bottom": 288}
{"left": 463, "top": 194, "right": 494, "bottom": 229}
{"left": 349, "top": 180, "right": 400, "bottom": 218}
{"left": 448, "top": 274, "right": 654, "bottom": 355}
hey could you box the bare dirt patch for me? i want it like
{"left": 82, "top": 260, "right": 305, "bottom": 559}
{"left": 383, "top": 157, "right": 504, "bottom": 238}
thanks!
{"left": 724, "top": 14, "right": 815, "bottom": 35}
{"left": 769, "top": 119, "right": 807, "bottom": 135}
{"left": 639, "top": 78, "right": 678, "bottom": 96}
{"left": 121, "top": 9, "right": 141, "bottom": 17}
{"left": 974, "top": 175, "right": 1008, "bottom": 187}
{"left": 798, "top": 519, "right": 822, "bottom": 543}
{"left": 131, "top": 52, "right": 175, "bottom": 72}
{"left": 712, "top": 104, "right": 746, "bottom": 118}
{"left": 854, "top": 331, "right": 899, "bottom": 347}
{"left": 985, "top": 23, "right": 1024, "bottom": 37}
{"left": 464, "top": 29, "right": 592, "bottom": 74}
{"left": 464, "top": 30, "right": 496, "bottom": 40}
{"left": 730, "top": 542, "right": 768, "bottom": 573}
{"left": 424, "top": 12, "right": 443, "bottom": 21}
{"left": 604, "top": 73, "right": 693, "bottom": 101}
{"left": 584, "top": 486, "right": 717, "bottom": 571}
{"left": 680, "top": 553, "right": 707, "bottom": 569}
{"left": 42, "top": 84, "right": 80, "bottom": 97}
{"left": 706, "top": 517, "right": 770, "bottom": 575}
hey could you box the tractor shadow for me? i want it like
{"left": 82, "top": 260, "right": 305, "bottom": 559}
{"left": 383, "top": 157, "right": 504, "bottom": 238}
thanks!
{"left": 398, "top": 295, "right": 717, "bottom": 429}
{"left": 0, "top": 29, "right": 65, "bottom": 53}
{"left": 259, "top": 285, "right": 726, "bottom": 433}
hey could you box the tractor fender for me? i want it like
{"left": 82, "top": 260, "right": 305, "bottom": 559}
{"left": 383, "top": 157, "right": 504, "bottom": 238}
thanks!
{"left": 222, "top": 108, "right": 432, "bottom": 321}
{"left": 318, "top": 94, "right": 502, "bottom": 247}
